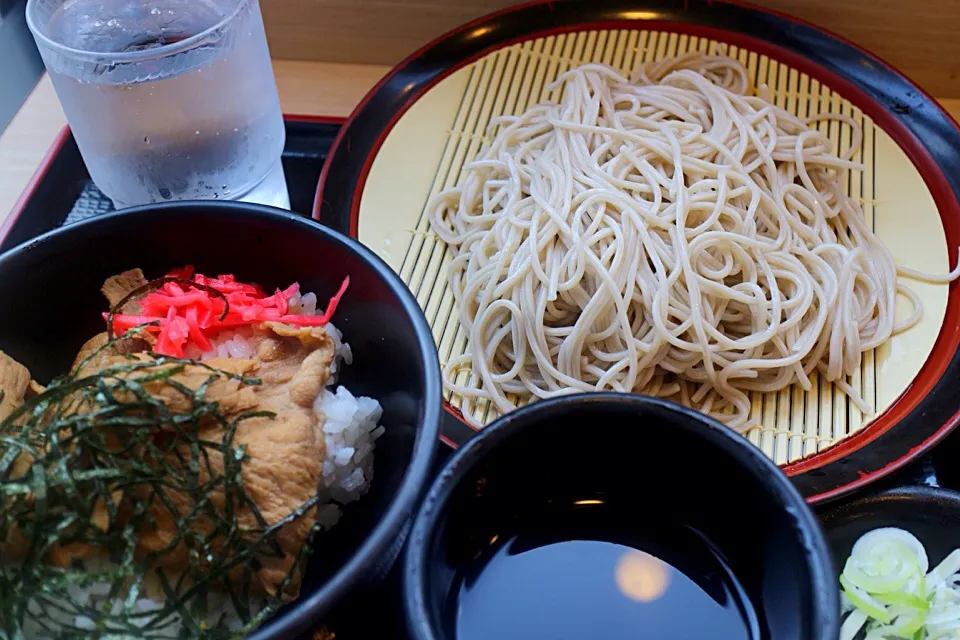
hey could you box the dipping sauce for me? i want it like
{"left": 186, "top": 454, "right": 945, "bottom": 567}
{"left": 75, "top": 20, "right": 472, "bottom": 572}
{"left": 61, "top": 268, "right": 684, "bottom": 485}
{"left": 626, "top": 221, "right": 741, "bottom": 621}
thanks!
{"left": 453, "top": 502, "right": 760, "bottom": 640}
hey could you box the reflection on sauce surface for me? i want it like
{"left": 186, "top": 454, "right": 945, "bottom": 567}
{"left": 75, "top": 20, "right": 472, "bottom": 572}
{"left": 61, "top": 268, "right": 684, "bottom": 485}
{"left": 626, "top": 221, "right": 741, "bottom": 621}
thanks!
{"left": 453, "top": 503, "right": 759, "bottom": 640}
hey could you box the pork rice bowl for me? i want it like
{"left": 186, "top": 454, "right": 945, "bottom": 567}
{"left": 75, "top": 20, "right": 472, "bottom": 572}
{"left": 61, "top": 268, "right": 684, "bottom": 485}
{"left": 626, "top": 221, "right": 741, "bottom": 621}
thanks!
{"left": 0, "top": 266, "right": 385, "bottom": 638}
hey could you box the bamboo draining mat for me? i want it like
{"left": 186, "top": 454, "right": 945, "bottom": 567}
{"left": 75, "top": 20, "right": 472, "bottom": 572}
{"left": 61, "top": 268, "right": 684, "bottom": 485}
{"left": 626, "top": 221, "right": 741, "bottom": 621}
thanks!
{"left": 357, "top": 28, "right": 950, "bottom": 466}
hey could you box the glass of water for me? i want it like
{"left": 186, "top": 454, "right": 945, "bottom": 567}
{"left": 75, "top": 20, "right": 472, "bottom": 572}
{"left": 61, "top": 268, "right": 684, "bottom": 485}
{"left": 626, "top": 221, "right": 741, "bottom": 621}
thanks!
{"left": 26, "top": 0, "right": 289, "bottom": 210}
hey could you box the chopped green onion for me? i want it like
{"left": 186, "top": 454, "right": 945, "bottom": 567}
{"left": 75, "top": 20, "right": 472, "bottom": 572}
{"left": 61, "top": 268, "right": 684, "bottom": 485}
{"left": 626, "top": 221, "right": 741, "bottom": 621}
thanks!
{"left": 838, "top": 528, "right": 960, "bottom": 640}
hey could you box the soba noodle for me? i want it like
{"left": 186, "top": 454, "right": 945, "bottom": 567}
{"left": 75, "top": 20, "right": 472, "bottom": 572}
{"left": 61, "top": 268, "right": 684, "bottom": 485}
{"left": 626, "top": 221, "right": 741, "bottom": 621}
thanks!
{"left": 429, "top": 52, "right": 959, "bottom": 431}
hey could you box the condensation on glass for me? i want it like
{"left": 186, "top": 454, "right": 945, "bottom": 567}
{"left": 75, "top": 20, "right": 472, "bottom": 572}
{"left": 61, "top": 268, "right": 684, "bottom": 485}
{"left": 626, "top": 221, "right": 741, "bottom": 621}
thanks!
{"left": 27, "top": 0, "right": 289, "bottom": 209}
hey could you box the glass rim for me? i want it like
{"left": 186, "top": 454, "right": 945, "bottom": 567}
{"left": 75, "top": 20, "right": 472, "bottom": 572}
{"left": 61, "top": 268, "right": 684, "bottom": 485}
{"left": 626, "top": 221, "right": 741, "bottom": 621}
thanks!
{"left": 26, "top": 0, "right": 249, "bottom": 64}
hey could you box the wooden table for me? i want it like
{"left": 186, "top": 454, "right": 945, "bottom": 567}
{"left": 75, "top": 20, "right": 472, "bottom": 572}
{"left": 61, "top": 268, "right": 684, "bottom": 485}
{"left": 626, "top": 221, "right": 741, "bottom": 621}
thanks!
{"left": 0, "top": 60, "right": 389, "bottom": 224}
{"left": 0, "top": 58, "right": 959, "bottom": 228}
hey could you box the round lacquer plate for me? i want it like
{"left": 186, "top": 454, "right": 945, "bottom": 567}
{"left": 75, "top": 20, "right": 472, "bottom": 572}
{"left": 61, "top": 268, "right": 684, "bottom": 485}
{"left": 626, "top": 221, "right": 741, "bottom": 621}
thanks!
{"left": 315, "top": 0, "right": 960, "bottom": 503}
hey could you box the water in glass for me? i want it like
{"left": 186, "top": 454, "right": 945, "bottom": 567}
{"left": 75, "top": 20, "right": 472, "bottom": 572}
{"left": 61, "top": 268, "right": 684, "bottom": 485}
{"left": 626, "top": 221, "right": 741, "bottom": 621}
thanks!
{"left": 31, "top": 0, "right": 288, "bottom": 209}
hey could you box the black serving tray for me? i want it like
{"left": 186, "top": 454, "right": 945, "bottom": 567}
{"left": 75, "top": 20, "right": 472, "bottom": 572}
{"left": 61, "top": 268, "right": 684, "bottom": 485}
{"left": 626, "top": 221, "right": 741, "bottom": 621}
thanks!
{"left": 4, "top": 114, "right": 960, "bottom": 640}
{"left": 0, "top": 115, "right": 343, "bottom": 251}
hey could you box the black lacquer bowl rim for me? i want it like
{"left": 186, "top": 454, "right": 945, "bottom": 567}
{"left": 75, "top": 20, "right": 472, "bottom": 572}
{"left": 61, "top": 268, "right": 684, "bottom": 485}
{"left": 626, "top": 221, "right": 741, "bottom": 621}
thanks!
{"left": 402, "top": 392, "right": 840, "bottom": 640}
{"left": 819, "top": 484, "right": 960, "bottom": 529}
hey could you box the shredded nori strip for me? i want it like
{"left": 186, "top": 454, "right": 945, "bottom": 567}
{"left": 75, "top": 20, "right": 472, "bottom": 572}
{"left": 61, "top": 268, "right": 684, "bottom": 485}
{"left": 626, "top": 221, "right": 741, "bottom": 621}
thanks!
{"left": 0, "top": 329, "right": 320, "bottom": 639}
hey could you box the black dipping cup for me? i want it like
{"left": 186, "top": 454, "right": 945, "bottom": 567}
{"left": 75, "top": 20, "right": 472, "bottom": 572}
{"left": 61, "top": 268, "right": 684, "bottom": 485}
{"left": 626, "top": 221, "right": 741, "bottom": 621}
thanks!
{"left": 404, "top": 394, "right": 839, "bottom": 640}
{"left": 0, "top": 202, "right": 442, "bottom": 639}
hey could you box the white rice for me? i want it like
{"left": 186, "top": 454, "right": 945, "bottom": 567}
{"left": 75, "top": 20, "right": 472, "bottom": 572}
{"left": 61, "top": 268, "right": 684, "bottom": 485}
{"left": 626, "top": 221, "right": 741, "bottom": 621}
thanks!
{"left": 288, "top": 288, "right": 381, "bottom": 527}
{"left": 17, "top": 287, "right": 384, "bottom": 638}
